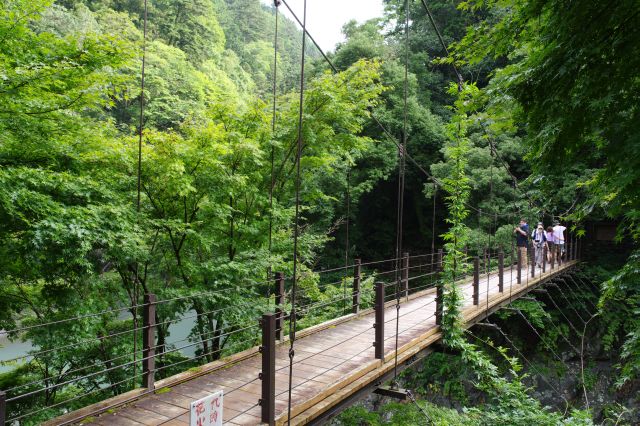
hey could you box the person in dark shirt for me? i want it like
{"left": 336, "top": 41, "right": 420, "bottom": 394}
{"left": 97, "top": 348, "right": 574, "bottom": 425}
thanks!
{"left": 513, "top": 219, "right": 529, "bottom": 275}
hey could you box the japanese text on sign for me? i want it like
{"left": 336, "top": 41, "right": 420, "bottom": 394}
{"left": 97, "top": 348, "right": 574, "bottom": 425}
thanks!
{"left": 190, "top": 390, "right": 223, "bottom": 426}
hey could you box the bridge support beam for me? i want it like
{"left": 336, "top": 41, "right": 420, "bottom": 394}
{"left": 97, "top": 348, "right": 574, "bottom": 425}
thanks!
{"left": 352, "top": 259, "right": 361, "bottom": 314}
{"left": 142, "top": 293, "right": 156, "bottom": 390}
{"left": 260, "top": 312, "right": 276, "bottom": 425}
{"left": 498, "top": 251, "right": 504, "bottom": 292}
{"left": 542, "top": 245, "right": 547, "bottom": 273}
{"left": 473, "top": 257, "right": 479, "bottom": 305}
{"left": 374, "top": 282, "right": 385, "bottom": 359}
{"left": 275, "top": 272, "right": 285, "bottom": 340}
{"left": 437, "top": 249, "right": 443, "bottom": 272}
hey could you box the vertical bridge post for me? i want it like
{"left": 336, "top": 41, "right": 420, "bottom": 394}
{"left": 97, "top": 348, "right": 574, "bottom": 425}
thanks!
{"left": 260, "top": 313, "right": 276, "bottom": 425}
{"left": 531, "top": 246, "right": 535, "bottom": 278}
{"left": 542, "top": 245, "right": 547, "bottom": 273}
{"left": 352, "top": 259, "right": 361, "bottom": 314}
{"left": 142, "top": 293, "right": 156, "bottom": 390}
{"left": 517, "top": 248, "right": 522, "bottom": 284}
{"left": 473, "top": 257, "right": 480, "bottom": 305}
{"left": 374, "top": 282, "right": 385, "bottom": 359}
{"left": 435, "top": 250, "right": 444, "bottom": 326}
{"left": 0, "top": 389, "right": 6, "bottom": 426}
{"left": 498, "top": 250, "right": 504, "bottom": 292}
{"left": 402, "top": 252, "right": 409, "bottom": 300}
{"left": 275, "top": 272, "right": 285, "bottom": 340}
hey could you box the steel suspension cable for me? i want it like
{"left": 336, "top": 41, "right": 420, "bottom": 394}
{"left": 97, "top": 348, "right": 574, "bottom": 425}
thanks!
{"left": 392, "top": 0, "right": 411, "bottom": 386}
{"left": 132, "top": 0, "right": 149, "bottom": 386}
{"left": 286, "top": 0, "right": 307, "bottom": 423}
{"left": 343, "top": 169, "right": 351, "bottom": 315}
{"left": 268, "top": 0, "right": 281, "bottom": 301}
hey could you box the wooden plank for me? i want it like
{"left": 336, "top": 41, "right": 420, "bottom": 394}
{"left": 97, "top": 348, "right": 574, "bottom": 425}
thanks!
{"left": 117, "top": 407, "right": 171, "bottom": 426}
{"left": 90, "top": 413, "right": 145, "bottom": 426}
{"left": 134, "top": 397, "right": 187, "bottom": 419}
{"left": 43, "top": 388, "right": 147, "bottom": 426}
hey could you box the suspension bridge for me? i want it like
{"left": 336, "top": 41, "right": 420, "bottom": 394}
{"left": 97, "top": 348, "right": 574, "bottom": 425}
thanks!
{"left": 0, "top": 0, "right": 593, "bottom": 424}
{"left": 0, "top": 242, "right": 582, "bottom": 426}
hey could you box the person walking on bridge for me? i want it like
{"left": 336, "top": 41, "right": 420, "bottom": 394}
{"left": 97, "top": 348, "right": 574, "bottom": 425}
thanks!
{"left": 553, "top": 220, "right": 567, "bottom": 263}
{"left": 546, "top": 225, "right": 555, "bottom": 264}
{"left": 532, "top": 222, "right": 548, "bottom": 269}
{"left": 514, "top": 219, "right": 529, "bottom": 275}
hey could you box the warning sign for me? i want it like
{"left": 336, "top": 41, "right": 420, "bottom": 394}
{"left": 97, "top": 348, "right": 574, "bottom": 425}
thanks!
{"left": 189, "top": 390, "right": 223, "bottom": 426}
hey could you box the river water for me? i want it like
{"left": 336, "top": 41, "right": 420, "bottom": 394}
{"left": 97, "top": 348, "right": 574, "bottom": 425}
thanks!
{"left": 0, "top": 312, "right": 198, "bottom": 374}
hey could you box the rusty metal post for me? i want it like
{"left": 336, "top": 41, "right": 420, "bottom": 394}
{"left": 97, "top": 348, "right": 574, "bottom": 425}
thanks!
{"left": 435, "top": 283, "right": 444, "bottom": 326}
{"left": 374, "top": 282, "right": 385, "bottom": 359}
{"left": 498, "top": 251, "right": 504, "bottom": 292}
{"left": 260, "top": 312, "right": 276, "bottom": 425}
{"left": 0, "top": 390, "right": 5, "bottom": 426}
{"left": 437, "top": 249, "right": 443, "bottom": 271}
{"left": 531, "top": 245, "right": 535, "bottom": 278}
{"left": 550, "top": 243, "right": 555, "bottom": 270}
{"left": 473, "top": 257, "right": 480, "bottom": 305}
{"left": 542, "top": 245, "right": 547, "bottom": 273}
{"left": 352, "top": 259, "right": 361, "bottom": 314}
{"left": 402, "top": 252, "right": 409, "bottom": 299}
{"left": 275, "top": 272, "right": 285, "bottom": 340}
{"left": 517, "top": 248, "right": 522, "bottom": 284}
{"left": 142, "top": 293, "right": 156, "bottom": 390}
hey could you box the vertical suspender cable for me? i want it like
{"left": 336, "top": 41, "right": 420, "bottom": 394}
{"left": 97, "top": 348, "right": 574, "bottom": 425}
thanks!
{"left": 287, "top": 0, "right": 307, "bottom": 423}
{"left": 392, "top": 0, "right": 410, "bottom": 385}
{"left": 133, "top": 0, "right": 148, "bottom": 386}
{"left": 268, "top": 0, "right": 281, "bottom": 302}
{"left": 431, "top": 186, "right": 437, "bottom": 255}
{"left": 343, "top": 169, "right": 351, "bottom": 315}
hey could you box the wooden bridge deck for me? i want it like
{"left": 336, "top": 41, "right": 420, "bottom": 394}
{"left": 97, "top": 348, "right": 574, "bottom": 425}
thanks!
{"left": 60, "top": 261, "right": 576, "bottom": 426}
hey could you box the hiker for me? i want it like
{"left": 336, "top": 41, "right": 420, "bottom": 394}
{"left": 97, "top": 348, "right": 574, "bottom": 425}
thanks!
{"left": 552, "top": 220, "right": 567, "bottom": 263}
{"left": 546, "top": 226, "right": 555, "bottom": 264}
{"left": 531, "top": 222, "right": 547, "bottom": 268}
{"left": 513, "top": 219, "right": 529, "bottom": 274}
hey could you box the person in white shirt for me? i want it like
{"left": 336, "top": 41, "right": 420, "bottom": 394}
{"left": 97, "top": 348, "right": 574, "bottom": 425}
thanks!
{"left": 552, "top": 221, "right": 566, "bottom": 262}
{"left": 531, "top": 222, "right": 548, "bottom": 268}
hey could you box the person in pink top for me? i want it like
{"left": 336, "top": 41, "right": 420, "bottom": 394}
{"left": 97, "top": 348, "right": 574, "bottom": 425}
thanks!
{"left": 546, "top": 226, "right": 555, "bottom": 264}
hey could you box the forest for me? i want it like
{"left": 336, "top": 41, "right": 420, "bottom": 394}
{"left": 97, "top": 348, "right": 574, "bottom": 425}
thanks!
{"left": 0, "top": 0, "right": 639, "bottom": 425}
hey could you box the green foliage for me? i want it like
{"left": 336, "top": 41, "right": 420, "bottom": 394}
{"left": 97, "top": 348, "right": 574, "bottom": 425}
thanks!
{"left": 402, "top": 352, "right": 471, "bottom": 404}
{"left": 438, "top": 82, "right": 475, "bottom": 346}
{"left": 599, "top": 251, "right": 640, "bottom": 388}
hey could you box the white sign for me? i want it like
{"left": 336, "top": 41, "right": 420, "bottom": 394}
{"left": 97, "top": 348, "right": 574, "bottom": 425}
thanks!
{"left": 190, "top": 390, "right": 223, "bottom": 426}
